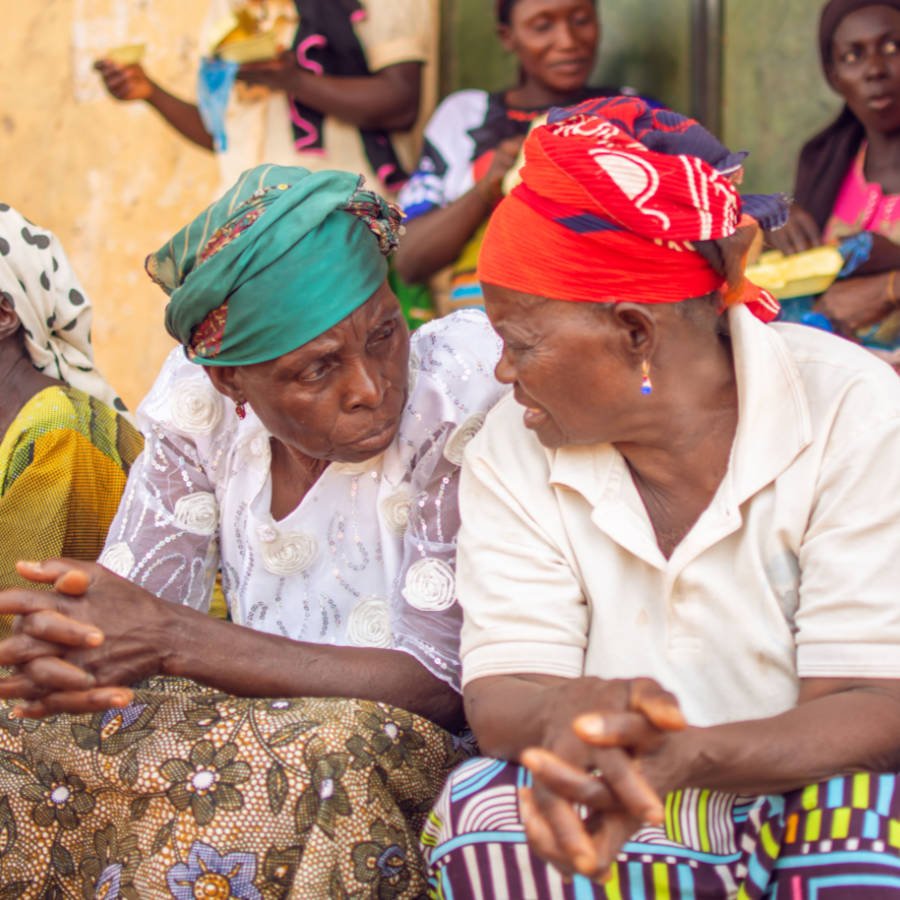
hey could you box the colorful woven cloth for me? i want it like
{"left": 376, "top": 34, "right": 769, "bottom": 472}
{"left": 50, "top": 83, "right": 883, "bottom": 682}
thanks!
{"left": 0, "top": 679, "right": 470, "bottom": 898}
{"left": 425, "top": 758, "right": 900, "bottom": 898}
{"left": 478, "top": 96, "right": 788, "bottom": 321}
{"left": 0, "top": 385, "right": 142, "bottom": 635}
{"left": 148, "top": 165, "right": 403, "bottom": 366}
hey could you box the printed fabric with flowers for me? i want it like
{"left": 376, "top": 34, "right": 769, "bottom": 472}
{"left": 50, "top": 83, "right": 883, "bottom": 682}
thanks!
{"left": 0, "top": 677, "right": 471, "bottom": 898}
{"left": 100, "top": 310, "right": 506, "bottom": 690}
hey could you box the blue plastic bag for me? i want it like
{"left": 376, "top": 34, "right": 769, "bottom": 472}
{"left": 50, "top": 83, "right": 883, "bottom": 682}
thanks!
{"left": 197, "top": 57, "right": 239, "bottom": 152}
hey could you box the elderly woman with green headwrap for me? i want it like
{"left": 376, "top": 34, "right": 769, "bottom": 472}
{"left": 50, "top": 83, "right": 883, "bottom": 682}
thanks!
{"left": 0, "top": 165, "right": 506, "bottom": 898}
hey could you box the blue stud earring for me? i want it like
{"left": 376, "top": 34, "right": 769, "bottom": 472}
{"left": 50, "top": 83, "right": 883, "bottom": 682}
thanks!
{"left": 640, "top": 360, "right": 653, "bottom": 396}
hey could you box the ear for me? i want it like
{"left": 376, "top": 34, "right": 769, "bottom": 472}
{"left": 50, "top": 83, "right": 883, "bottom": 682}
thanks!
{"left": 0, "top": 294, "right": 22, "bottom": 342}
{"left": 497, "top": 22, "right": 515, "bottom": 53}
{"left": 204, "top": 365, "right": 245, "bottom": 404}
{"left": 610, "top": 303, "right": 657, "bottom": 363}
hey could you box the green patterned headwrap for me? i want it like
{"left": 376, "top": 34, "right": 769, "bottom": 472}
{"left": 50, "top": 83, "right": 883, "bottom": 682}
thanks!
{"left": 147, "top": 165, "right": 403, "bottom": 366}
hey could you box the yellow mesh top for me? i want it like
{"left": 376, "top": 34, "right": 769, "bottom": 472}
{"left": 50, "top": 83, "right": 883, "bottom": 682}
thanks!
{"left": 0, "top": 386, "right": 144, "bottom": 635}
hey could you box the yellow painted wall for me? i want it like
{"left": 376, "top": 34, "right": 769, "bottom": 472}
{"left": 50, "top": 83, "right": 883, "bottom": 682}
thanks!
{"left": 0, "top": 0, "right": 218, "bottom": 411}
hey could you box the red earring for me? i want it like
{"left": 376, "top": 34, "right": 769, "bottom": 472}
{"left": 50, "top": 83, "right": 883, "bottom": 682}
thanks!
{"left": 235, "top": 400, "right": 247, "bottom": 419}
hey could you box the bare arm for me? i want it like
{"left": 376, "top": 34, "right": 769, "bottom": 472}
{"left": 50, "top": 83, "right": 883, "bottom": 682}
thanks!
{"left": 94, "top": 60, "right": 213, "bottom": 151}
{"left": 393, "top": 187, "right": 494, "bottom": 284}
{"left": 670, "top": 677, "right": 900, "bottom": 794}
{"left": 851, "top": 233, "right": 900, "bottom": 275}
{"left": 393, "top": 136, "right": 525, "bottom": 284}
{"left": 144, "top": 83, "right": 214, "bottom": 151}
{"left": 0, "top": 561, "right": 462, "bottom": 730}
{"left": 236, "top": 57, "right": 422, "bottom": 132}
{"left": 467, "top": 672, "right": 900, "bottom": 878}
{"left": 467, "top": 672, "right": 900, "bottom": 792}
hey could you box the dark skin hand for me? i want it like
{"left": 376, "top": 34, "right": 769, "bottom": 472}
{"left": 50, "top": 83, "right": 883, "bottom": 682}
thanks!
{"left": 235, "top": 52, "right": 422, "bottom": 132}
{"left": 93, "top": 59, "right": 214, "bottom": 151}
{"left": 765, "top": 204, "right": 822, "bottom": 255}
{"left": 765, "top": 220, "right": 900, "bottom": 339}
{"left": 0, "top": 559, "right": 464, "bottom": 731}
{"left": 467, "top": 673, "right": 900, "bottom": 880}
{"left": 93, "top": 55, "right": 422, "bottom": 151}
{"left": 815, "top": 269, "right": 899, "bottom": 334}
{"left": 393, "top": 136, "right": 525, "bottom": 284}
{"left": 766, "top": 207, "right": 900, "bottom": 274}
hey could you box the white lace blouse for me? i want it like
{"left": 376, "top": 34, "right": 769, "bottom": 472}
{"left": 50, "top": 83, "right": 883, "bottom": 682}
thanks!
{"left": 101, "top": 310, "right": 505, "bottom": 689}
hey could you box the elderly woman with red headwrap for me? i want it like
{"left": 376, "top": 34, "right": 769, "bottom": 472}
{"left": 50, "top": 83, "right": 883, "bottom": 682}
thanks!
{"left": 421, "top": 98, "right": 900, "bottom": 897}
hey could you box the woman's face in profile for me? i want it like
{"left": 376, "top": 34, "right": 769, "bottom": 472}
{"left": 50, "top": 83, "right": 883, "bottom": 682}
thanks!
{"left": 484, "top": 283, "right": 639, "bottom": 449}
{"left": 829, "top": 5, "right": 900, "bottom": 134}
{"left": 218, "top": 282, "right": 410, "bottom": 464}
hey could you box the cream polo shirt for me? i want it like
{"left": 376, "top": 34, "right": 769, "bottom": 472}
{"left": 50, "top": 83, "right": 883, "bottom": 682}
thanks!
{"left": 457, "top": 307, "right": 900, "bottom": 727}
{"left": 201, "top": 0, "right": 439, "bottom": 194}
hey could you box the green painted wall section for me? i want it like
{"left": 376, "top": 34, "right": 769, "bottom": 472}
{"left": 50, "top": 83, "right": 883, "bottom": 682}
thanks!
{"left": 444, "top": 0, "right": 844, "bottom": 195}
{"left": 722, "top": 0, "right": 840, "bottom": 194}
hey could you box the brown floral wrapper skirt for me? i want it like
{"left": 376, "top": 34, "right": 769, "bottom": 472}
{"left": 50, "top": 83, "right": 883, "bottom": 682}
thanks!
{"left": 0, "top": 677, "right": 470, "bottom": 899}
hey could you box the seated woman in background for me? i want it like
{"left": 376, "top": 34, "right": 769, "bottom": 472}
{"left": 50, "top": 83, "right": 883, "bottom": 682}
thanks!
{"left": 0, "top": 166, "right": 505, "bottom": 897}
{"left": 0, "top": 205, "right": 141, "bottom": 625}
{"left": 423, "top": 99, "right": 900, "bottom": 897}
{"left": 394, "top": 0, "right": 648, "bottom": 314}
{"left": 770, "top": 0, "right": 900, "bottom": 368}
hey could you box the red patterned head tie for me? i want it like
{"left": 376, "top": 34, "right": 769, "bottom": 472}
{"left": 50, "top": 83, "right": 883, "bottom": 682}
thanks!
{"left": 479, "top": 96, "right": 788, "bottom": 321}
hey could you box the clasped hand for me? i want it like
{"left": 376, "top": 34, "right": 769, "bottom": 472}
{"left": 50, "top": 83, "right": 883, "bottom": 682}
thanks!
{"left": 234, "top": 50, "right": 299, "bottom": 93}
{"left": 0, "top": 560, "right": 173, "bottom": 718}
{"left": 519, "top": 678, "right": 688, "bottom": 882}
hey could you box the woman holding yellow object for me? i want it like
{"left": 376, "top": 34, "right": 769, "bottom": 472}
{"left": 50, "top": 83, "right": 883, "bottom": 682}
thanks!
{"left": 769, "top": 0, "right": 900, "bottom": 369}
{"left": 95, "top": 0, "right": 437, "bottom": 197}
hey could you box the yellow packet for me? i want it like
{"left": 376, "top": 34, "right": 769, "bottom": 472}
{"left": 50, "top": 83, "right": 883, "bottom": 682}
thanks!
{"left": 216, "top": 32, "right": 278, "bottom": 64}
{"left": 746, "top": 247, "right": 844, "bottom": 300}
{"left": 104, "top": 43, "right": 146, "bottom": 66}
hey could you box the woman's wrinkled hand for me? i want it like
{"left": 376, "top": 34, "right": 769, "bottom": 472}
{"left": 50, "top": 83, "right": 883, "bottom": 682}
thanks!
{"left": 519, "top": 677, "right": 688, "bottom": 880}
{"left": 0, "top": 559, "right": 177, "bottom": 717}
{"left": 93, "top": 59, "right": 154, "bottom": 102}
{"left": 816, "top": 273, "right": 895, "bottom": 335}
{"left": 766, "top": 204, "right": 822, "bottom": 255}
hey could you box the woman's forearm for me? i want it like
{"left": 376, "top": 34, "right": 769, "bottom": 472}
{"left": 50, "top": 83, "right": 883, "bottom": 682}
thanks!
{"left": 467, "top": 674, "right": 900, "bottom": 797}
{"left": 393, "top": 189, "right": 494, "bottom": 284}
{"left": 163, "top": 606, "right": 463, "bottom": 730}
{"left": 145, "top": 84, "right": 214, "bottom": 151}
{"left": 464, "top": 674, "right": 593, "bottom": 760}
{"left": 277, "top": 64, "right": 421, "bottom": 132}
{"left": 854, "top": 234, "right": 900, "bottom": 275}
{"left": 676, "top": 679, "right": 900, "bottom": 796}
